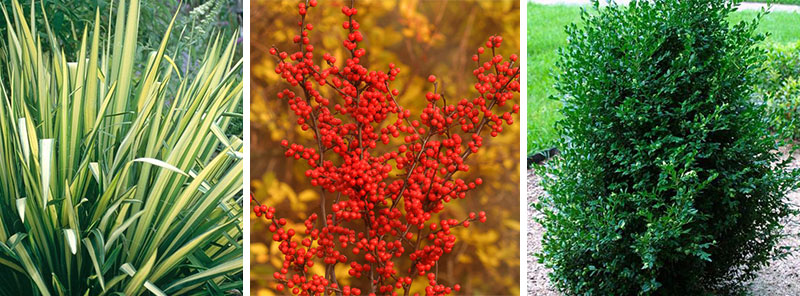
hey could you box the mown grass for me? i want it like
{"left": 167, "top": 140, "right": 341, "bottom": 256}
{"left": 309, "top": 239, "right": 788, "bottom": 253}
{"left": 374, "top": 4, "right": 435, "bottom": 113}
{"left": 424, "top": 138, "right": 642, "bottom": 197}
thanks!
{"left": 526, "top": 3, "right": 800, "bottom": 154}
{"left": 759, "top": 0, "right": 800, "bottom": 5}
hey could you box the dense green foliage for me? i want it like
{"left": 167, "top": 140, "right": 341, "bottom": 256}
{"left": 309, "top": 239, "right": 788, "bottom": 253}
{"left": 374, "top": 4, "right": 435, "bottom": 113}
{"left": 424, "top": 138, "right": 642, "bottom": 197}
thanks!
{"left": 766, "top": 77, "right": 800, "bottom": 138}
{"left": 761, "top": 42, "right": 800, "bottom": 93}
{"left": 538, "top": 0, "right": 800, "bottom": 294}
{"left": 760, "top": 42, "right": 800, "bottom": 138}
{"left": 0, "top": 0, "right": 243, "bottom": 294}
{"left": 526, "top": 3, "right": 800, "bottom": 155}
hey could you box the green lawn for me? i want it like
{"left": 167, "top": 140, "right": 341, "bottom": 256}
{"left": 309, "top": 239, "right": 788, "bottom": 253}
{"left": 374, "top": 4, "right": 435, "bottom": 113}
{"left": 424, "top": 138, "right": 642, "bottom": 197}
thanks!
{"left": 760, "top": 1, "right": 800, "bottom": 4}
{"left": 526, "top": 3, "right": 800, "bottom": 154}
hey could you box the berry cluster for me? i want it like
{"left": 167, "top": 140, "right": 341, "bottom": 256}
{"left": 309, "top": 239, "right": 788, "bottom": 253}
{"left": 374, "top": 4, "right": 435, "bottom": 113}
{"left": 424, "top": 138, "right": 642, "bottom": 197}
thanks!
{"left": 257, "top": 1, "right": 519, "bottom": 295}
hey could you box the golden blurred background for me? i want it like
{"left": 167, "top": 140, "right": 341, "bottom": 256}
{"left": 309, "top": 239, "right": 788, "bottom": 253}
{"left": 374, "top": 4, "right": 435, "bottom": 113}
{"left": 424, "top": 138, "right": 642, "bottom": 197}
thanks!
{"left": 250, "top": 0, "right": 520, "bottom": 295}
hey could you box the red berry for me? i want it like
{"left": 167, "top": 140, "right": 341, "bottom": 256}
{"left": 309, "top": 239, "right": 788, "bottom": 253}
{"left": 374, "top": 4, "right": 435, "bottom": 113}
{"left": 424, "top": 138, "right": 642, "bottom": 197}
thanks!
{"left": 264, "top": 3, "right": 519, "bottom": 294}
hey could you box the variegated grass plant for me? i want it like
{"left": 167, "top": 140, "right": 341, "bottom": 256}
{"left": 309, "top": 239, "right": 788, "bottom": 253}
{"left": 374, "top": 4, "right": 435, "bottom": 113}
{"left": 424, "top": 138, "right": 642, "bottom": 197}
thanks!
{"left": 0, "top": 0, "right": 244, "bottom": 295}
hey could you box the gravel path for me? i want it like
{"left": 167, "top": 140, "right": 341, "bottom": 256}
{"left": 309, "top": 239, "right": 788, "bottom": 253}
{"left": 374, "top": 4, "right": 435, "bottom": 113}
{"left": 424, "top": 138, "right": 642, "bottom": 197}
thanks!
{"left": 526, "top": 151, "right": 800, "bottom": 295}
{"left": 526, "top": 173, "right": 559, "bottom": 295}
{"left": 529, "top": 0, "right": 800, "bottom": 12}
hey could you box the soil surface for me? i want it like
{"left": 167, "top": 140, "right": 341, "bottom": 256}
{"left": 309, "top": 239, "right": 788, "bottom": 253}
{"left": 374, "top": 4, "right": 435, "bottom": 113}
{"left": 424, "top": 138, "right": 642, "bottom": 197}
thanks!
{"left": 526, "top": 150, "right": 800, "bottom": 295}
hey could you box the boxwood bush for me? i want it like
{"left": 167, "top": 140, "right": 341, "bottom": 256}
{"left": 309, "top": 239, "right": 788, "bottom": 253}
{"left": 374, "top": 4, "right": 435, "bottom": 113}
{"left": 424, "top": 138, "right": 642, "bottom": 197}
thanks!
{"left": 539, "top": 0, "right": 800, "bottom": 294}
{"left": 766, "top": 77, "right": 800, "bottom": 139}
{"left": 760, "top": 42, "right": 800, "bottom": 138}
{"left": 760, "top": 42, "right": 800, "bottom": 95}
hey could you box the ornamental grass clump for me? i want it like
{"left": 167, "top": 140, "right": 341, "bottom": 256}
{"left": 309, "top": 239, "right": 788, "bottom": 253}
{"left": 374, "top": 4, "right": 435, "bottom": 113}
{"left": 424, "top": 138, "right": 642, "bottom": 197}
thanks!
{"left": 0, "top": 0, "right": 243, "bottom": 295}
{"left": 539, "top": 0, "right": 800, "bottom": 294}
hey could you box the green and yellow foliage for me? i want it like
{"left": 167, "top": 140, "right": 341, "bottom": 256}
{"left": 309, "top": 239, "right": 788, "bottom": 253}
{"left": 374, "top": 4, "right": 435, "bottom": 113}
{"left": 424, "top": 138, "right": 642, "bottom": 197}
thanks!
{"left": 0, "top": 0, "right": 243, "bottom": 294}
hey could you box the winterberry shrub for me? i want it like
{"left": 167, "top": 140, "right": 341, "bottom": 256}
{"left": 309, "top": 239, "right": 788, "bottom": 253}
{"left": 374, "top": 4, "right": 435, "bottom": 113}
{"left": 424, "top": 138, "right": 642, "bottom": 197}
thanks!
{"left": 253, "top": 1, "right": 520, "bottom": 295}
{"left": 539, "top": 0, "right": 800, "bottom": 294}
